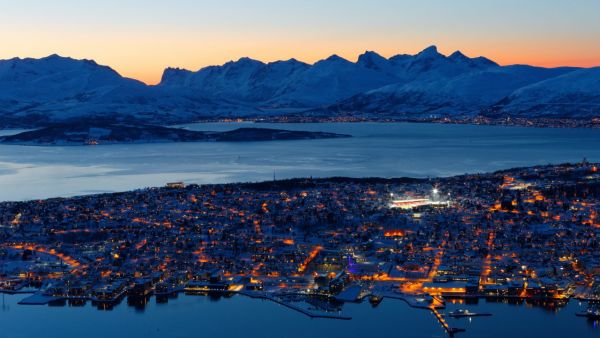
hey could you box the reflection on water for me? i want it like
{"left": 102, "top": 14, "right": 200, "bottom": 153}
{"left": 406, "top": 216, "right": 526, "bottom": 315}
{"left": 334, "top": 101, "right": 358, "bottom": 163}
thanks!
{"left": 0, "top": 122, "right": 599, "bottom": 202}
{"left": 0, "top": 292, "right": 598, "bottom": 338}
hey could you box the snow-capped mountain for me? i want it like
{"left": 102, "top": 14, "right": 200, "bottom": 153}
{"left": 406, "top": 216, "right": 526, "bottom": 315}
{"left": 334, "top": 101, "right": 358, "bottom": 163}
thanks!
{"left": 161, "top": 57, "right": 312, "bottom": 105}
{"left": 0, "top": 55, "right": 259, "bottom": 126}
{"left": 160, "top": 53, "right": 399, "bottom": 107}
{"left": 158, "top": 46, "right": 501, "bottom": 109}
{"left": 265, "top": 53, "right": 399, "bottom": 107}
{"left": 0, "top": 54, "right": 141, "bottom": 95}
{"left": 0, "top": 46, "right": 598, "bottom": 127}
{"left": 495, "top": 67, "right": 600, "bottom": 118}
{"left": 328, "top": 65, "right": 577, "bottom": 116}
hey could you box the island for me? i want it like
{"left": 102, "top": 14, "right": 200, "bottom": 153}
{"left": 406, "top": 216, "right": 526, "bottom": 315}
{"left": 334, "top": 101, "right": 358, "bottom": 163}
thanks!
{"left": 0, "top": 122, "right": 350, "bottom": 145}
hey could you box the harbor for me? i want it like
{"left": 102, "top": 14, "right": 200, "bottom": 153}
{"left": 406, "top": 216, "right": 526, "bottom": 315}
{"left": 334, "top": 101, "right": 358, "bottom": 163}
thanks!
{"left": 1, "top": 281, "right": 508, "bottom": 336}
{"left": 2, "top": 290, "right": 599, "bottom": 338}
{"left": 1, "top": 162, "right": 600, "bottom": 337}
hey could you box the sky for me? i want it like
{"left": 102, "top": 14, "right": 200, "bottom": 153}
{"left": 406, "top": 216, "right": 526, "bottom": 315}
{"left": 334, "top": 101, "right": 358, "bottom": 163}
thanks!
{"left": 1, "top": 0, "right": 599, "bottom": 84}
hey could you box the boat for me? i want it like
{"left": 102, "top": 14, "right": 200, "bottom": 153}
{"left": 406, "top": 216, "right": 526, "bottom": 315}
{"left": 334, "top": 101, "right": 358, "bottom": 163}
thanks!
{"left": 576, "top": 304, "right": 600, "bottom": 320}
{"left": 369, "top": 294, "right": 383, "bottom": 306}
{"left": 448, "top": 309, "right": 492, "bottom": 318}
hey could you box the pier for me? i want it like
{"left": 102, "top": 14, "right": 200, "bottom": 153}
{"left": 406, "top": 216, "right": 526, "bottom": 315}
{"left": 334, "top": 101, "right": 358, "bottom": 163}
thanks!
{"left": 239, "top": 290, "right": 352, "bottom": 320}
{"left": 379, "top": 291, "right": 465, "bottom": 336}
{"left": 431, "top": 306, "right": 465, "bottom": 337}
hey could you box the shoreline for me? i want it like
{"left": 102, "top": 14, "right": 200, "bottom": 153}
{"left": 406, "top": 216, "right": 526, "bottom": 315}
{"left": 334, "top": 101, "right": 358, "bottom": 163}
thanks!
{"left": 0, "top": 161, "right": 598, "bottom": 337}
{"left": 0, "top": 162, "right": 580, "bottom": 204}
{"left": 2, "top": 116, "right": 600, "bottom": 131}
{"left": 191, "top": 116, "right": 600, "bottom": 129}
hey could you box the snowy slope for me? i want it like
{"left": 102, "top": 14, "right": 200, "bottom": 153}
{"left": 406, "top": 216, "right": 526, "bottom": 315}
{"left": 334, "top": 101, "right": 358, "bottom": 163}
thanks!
{"left": 330, "top": 65, "right": 577, "bottom": 116}
{"left": 160, "top": 53, "right": 398, "bottom": 107}
{"left": 161, "top": 57, "right": 312, "bottom": 104}
{"left": 497, "top": 67, "right": 600, "bottom": 118}
{"left": 158, "top": 46, "right": 500, "bottom": 109}
{"left": 0, "top": 55, "right": 260, "bottom": 126}
{"left": 0, "top": 47, "right": 598, "bottom": 127}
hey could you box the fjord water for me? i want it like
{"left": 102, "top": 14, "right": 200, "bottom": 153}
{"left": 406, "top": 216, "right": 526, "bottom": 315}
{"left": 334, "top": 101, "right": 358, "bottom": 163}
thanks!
{"left": 0, "top": 122, "right": 599, "bottom": 201}
{"left": 0, "top": 293, "right": 598, "bottom": 338}
{"left": 1, "top": 122, "right": 600, "bottom": 338}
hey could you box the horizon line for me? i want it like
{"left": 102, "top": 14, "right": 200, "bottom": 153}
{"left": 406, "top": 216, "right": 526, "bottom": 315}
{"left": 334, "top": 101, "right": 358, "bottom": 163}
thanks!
{"left": 3, "top": 46, "right": 599, "bottom": 85}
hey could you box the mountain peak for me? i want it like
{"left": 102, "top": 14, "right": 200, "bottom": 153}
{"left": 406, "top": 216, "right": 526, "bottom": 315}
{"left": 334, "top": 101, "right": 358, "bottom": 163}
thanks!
{"left": 160, "top": 67, "right": 192, "bottom": 85}
{"left": 230, "top": 57, "right": 264, "bottom": 66}
{"left": 417, "top": 45, "right": 442, "bottom": 58}
{"left": 40, "top": 54, "right": 92, "bottom": 64}
{"left": 280, "top": 58, "right": 307, "bottom": 65}
{"left": 359, "top": 50, "right": 383, "bottom": 58}
{"left": 449, "top": 50, "right": 499, "bottom": 68}
{"left": 357, "top": 51, "right": 389, "bottom": 70}
{"left": 218, "top": 57, "right": 264, "bottom": 69}
{"left": 37, "top": 54, "right": 73, "bottom": 64}
{"left": 237, "top": 56, "right": 258, "bottom": 62}
{"left": 449, "top": 50, "right": 468, "bottom": 60}
{"left": 357, "top": 50, "right": 385, "bottom": 61}
{"left": 472, "top": 56, "right": 499, "bottom": 67}
{"left": 324, "top": 54, "right": 349, "bottom": 63}
{"left": 267, "top": 58, "right": 309, "bottom": 69}
{"left": 45, "top": 53, "right": 63, "bottom": 59}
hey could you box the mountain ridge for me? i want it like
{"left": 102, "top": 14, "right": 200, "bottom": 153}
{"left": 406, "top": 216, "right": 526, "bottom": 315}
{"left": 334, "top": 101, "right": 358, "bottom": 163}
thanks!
{"left": 0, "top": 46, "right": 598, "bottom": 127}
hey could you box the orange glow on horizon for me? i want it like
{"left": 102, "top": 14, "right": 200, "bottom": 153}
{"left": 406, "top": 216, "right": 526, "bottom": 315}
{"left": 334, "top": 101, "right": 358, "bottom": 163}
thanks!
{"left": 1, "top": 1, "right": 599, "bottom": 84}
{"left": 118, "top": 49, "right": 600, "bottom": 85}
{"left": 2, "top": 41, "right": 598, "bottom": 85}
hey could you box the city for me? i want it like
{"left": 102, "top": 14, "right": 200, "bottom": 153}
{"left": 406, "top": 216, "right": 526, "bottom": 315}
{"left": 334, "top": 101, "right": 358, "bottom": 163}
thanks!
{"left": 1, "top": 162, "right": 599, "bottom": 335}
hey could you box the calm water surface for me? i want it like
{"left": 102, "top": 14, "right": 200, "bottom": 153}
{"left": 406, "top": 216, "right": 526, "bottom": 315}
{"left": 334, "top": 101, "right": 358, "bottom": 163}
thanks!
{"left": 0, "top": 122, "right": 598, "bottom": 201}
{"left": 0, "top": 293, "right": 597, "bottom": 338}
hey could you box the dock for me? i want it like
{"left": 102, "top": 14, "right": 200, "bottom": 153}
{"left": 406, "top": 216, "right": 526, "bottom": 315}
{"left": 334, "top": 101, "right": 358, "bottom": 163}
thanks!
{"left": 379, "top": 291, "right": 466, "bottom": 336}
{"left": 431, "top": 307, "right": 466, "bottom": 337}
{"left": 239, "top": 290, "right": 351, "bottom": 320}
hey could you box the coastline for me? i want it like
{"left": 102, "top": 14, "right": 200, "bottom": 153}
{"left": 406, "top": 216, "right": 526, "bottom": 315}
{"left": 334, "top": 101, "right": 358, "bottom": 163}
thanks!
{"left": 190, "top": 115, "right": 600, "bottom": 129}
{"left": 2, "top": 115, "right": 600, "bottom": 131}
{"left": 0, "top": 161, "right": 598, "bottom": 338}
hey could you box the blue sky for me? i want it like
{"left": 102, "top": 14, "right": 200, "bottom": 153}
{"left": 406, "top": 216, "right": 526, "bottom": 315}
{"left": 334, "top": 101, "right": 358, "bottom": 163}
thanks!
{"left": 1, "top": 0, "right": 598, "bottom": 83}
